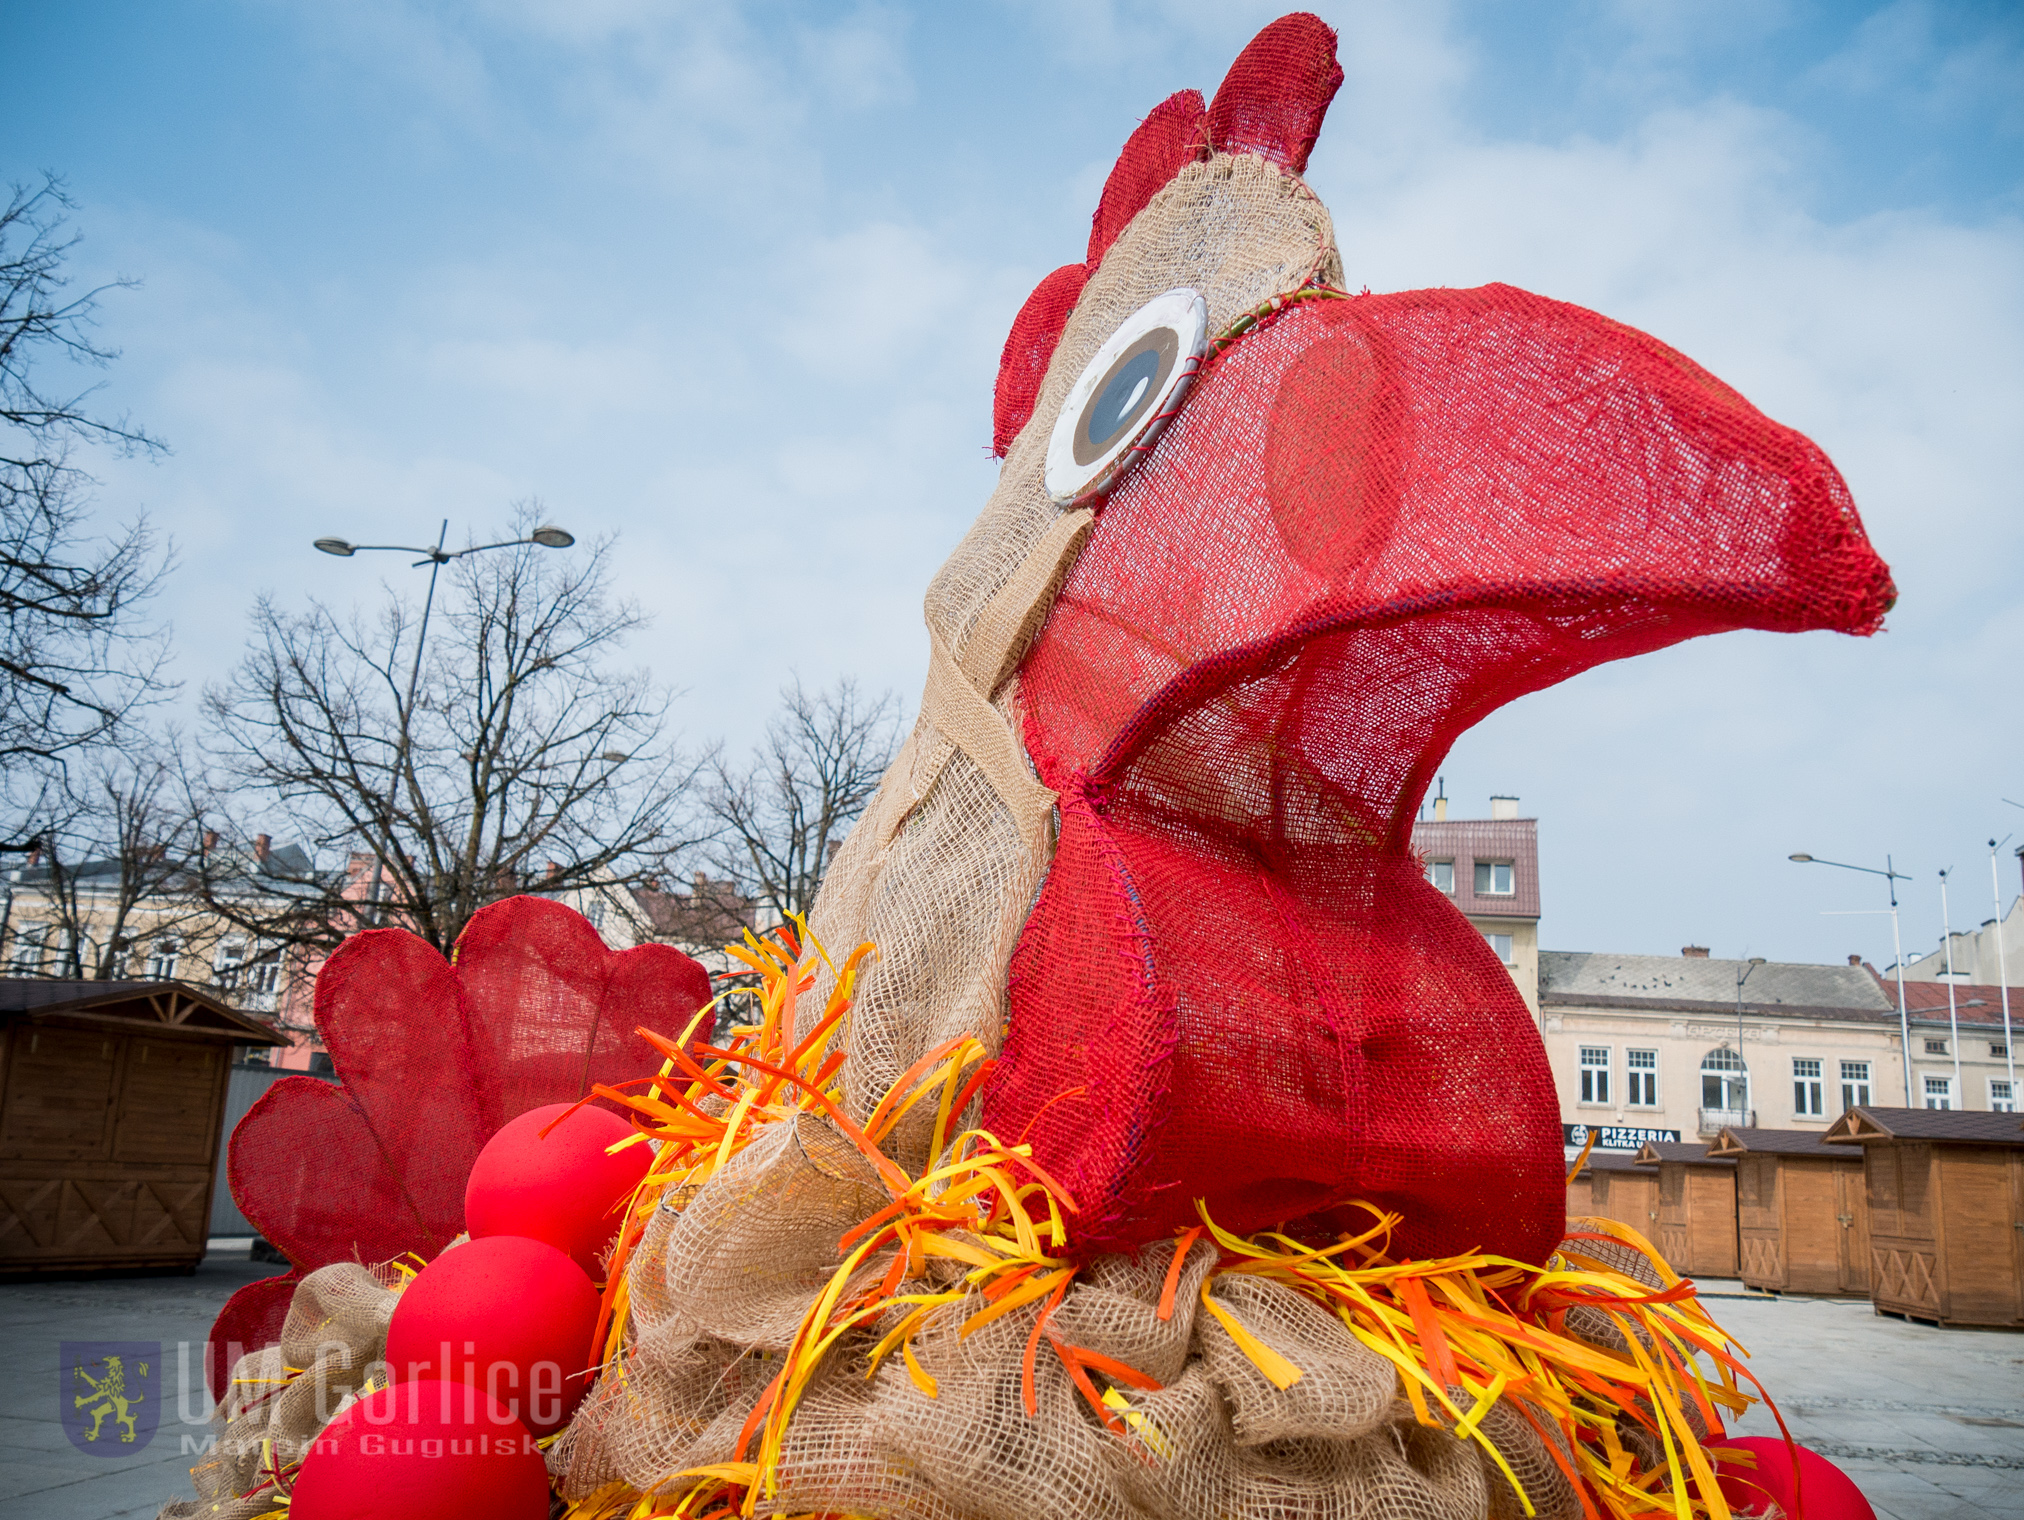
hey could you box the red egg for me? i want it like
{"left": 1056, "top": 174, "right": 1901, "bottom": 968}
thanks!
{"left": 289, "top": 1379, "right": 548, "bottom": 1519}
{"left": 465, "top": 1101, "right": 651, "bottom": 1278}
{"left": 384, "top": 1235, "right": 600, "bottom": 1435}
{"left": 1714, "top": 1435, "right": 1876, "bottom": 1520}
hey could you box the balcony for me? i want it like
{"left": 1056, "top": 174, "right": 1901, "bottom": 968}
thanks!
{"left": 1698, "top": 1108, "right": 1754, "bottom": 1136}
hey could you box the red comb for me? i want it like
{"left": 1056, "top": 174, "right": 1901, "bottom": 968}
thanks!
{"left": 992, "top": 262, "right": 1086, "bottom": 458}
{"left": 1085, "top": 89, "right": 1208, "bottom": 268}
{"left": 1206, "top": 12, "right": 1343, "bottom": 173}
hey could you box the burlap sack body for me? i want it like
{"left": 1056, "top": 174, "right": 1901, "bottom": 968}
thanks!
{"left": 158, "top": 1262, "right": 400, "bottom": 1520}
{"left": 809, "top": 152, "right": 1343, "bottom": 1167}
{"left": 554, "top": 1111, "right": 1586, "bottom": 1520}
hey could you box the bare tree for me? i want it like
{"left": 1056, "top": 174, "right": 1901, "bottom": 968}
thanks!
{"left": 2, "top": 740, "right": 209, "bottom": 980}
{"left": 701, "top": 677, "right": 902, "bottom": 929}
{"left": 0, "top": 175, "right": 172, "bottom": 791}
{"left": 199, "top": 516, "right": 705, "bottom": 955}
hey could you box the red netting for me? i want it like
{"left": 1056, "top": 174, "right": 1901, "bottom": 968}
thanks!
{"left": 1085, "top": 89, "right": 1208, "bottom": 267}
{"left": 208, "top": 895, "right": 710, "bottom": 1396}
{"left": 987, "top": 286, "right": 1893, "bottom": 1265}
{"left": 1205, "top": 12, "right": 1344, "bottom": 173}
{"left": 992, "top": 262, "right": 1088, "bottom": 457}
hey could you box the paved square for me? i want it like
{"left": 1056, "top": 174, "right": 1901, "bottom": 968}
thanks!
{"left": 1, "top": 1259, "right": 2017, "bottom": 1518}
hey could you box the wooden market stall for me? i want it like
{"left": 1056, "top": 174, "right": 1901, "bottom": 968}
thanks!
{"left": 1708, "top": 1127, "right": 1869, "bottom": 1295}
{"left": 1634, "top": 1141, "right": 1738, "bottom": 1278}
{"left": 1824, "top": 1106, "right": 2024, "bottom": 1328}
{"left": 1581, "top": 1150, "right": 1661, "bottom": 1243}
{"left": 0, "top": 979, "right": 285, "bottom": 1276}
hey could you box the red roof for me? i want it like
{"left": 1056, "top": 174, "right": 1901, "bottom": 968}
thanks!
{"left": 1869, "top": 969, "right": 2022, "bottom": 1028}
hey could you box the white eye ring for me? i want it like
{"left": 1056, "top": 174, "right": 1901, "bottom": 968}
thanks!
{"left": 1044, "top": 287, "right": 1208, "bottom": 506}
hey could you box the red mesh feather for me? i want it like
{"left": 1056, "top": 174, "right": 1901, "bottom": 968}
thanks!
{"left": 207, "top": 895, "right": 710, "bottom": 1396}
{"left": 987, "top": 286, "right": 1893, "bottom": 1264}
{"left": 1085, "top": 89, "right": 1208, "bottom": 268}
{"left": 992, "top": 262, "right": 1087, "bottom": 457}
{"left": 1206, "top": 12, "right": 1344, "bottom": 173}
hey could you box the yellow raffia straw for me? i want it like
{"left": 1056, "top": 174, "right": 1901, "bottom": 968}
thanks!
{"left": 559, "top": 924, "right": 1782, "bottom": 1520}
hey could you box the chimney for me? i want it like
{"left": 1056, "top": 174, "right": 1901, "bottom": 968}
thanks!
{"left": 1682, "top": 945, "right": 1710, "bottom": 958}
{"left": 1848, "top": 953, "right": 1864, "bottom": 967}
{"left": 1433, "top": 796, "right": 1448, "bottom": 821}
{"left": 1490, "top": 795, "right": 1519, "bottom": 821}
{"left": 254, "top": 834, "right": 271, "bottom": 863}
{"left": 544, "top": 860, "right": 562, "bottom": 884}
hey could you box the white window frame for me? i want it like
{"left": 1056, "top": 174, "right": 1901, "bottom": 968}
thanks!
{"left": 1700, "top": 1047, "right": 1748, "bottom": 1114}
{"left": 1923, "top": 1075, "right": 1953, "bottom": 1111}
{"left": 1474, "top": 859, "right": 1515, "bottom": 896}
{"left": 9, "top": 921, "right": 48, "bottom": 974}
{"left": 147, "top": 938, "right": 181, "bottom": 981}
{"left": 1626, "top": 1048, "right": 1659, "bottom": 1108}
{"left": 1792, "top": 1057, "right": 1824, "bottom": 1118}
{"left": 1839, "top": 1060, "right": 1871, "bottom": 1112}
{"left": 1991, "top": 1078, "right": 2016, "bottom": 1114}
{"left": 1427, "top": 859, "right": 1454, "bottom": 894}
{"left": 1923, "top": 1038, "right": 1949, "bottom": 1056}
{"left": 1579, "top": 1046, "right": 1611, "bottom": 1106}
{"left": 1484, "top": 930, "right": 1514, "bottom": 965}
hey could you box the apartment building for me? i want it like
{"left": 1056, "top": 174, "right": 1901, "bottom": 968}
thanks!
{"left": 1410, "top": 796, "right": 1540, "bottom": 1016}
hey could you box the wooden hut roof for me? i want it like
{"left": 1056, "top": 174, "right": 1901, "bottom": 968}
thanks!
{"left": 1633, "top": 1141, "right": 1735, "bottom": 1168}
{"left": 0, "top": 978, "right": 285, "bottom": 1046}
{"left": 1822, "top": 1106, "right": 2024, "bottom": 1145}
{"left": 1707, "top": 1127, "right": 1858, "bottom": 1160}
{"left": 1577, "top": 1150, "right": 1651, "bottom": 1175}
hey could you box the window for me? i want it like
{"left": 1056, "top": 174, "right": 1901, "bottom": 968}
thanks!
{"left": 1923, "top": 1038, "right": 1948, "bottom": 1055}
{"left": 585, "top": 898, "right": 607, "bottom": 929}
{"left": 1427, "top": 860, "right": 1454, "bottom": 894}
{"left": 1474, "top": 860, "right": 1515, "bottom": 895}
{"left": 8, "top": 922, "right": 48, "bottom": 974}
{"left": 1840, "top": 1060, "right": 1871, "bottom": 1112}
{"left": 1923, "top": 1075, "right": 1953, "bottom": 1110}
{"left": 214, "top": 936, "right": 248, "bottom": 987}
{"left": 1701, "top": 1047, "right": 1747, "bottom": 1113}
{"left": 1626, "top": 1049, "right": 1658, "bottom": 1107}
{"left": 1792, "top": 1058, "right": 1824, "bottom": 1118}
{"left": 1993, "top": 1042, "right": 2010, "bottom": 1060}
{"left": 1579, "top": 1047, "right": 1611, "bottom": 1105}
{"left": 147, "top": 938, "right": 181, "bottom": 980}
{"left": 1484, "top": 931, "right": 1514, "bottom": 964}
{"left": 247, "top": 954, "right": 282, "bottom": 997}
{"left": 1993, "top": 1080, "right": 2016, "bottom": 1114}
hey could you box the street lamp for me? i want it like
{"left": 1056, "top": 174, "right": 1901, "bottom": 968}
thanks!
{"left": 1733, "top": 957, "right": 1766, "bottom": 1125}
{"left": 1994, "top": 837, "right": 2017, "bottom": 1112}
{"left": 1937, "top": 867, "right": 1963, "bottom": 1106}
{"left": 312, "top": 519, "right": 575, "bottom": 919}
{"left": 1789, "top": 852, "right": 1915, "bottom": 1105}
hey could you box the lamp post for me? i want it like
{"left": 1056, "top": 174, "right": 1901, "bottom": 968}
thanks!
{"left": 1734, "top": 956, "right": 1766, "bottom": 1125}
{"left": 313, "top": 520, "right": 576, "bottom": 921}
{"left": 1937, "top": 867, "right": 1963, "bottom": 1106}
{"left": 1789, "top": 852, "right": 1915, "bottom": 1105}
{"left": 1995, "top": 837, "right": 2017, "bottom": 1110}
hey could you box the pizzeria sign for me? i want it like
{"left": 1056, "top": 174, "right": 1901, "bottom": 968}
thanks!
{"left": 1562, "top": 1123, "right": 1681, "bottom": 1152}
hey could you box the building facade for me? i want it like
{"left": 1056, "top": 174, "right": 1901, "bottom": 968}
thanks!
{"left": 1410, "top": 797, "right": 1540, "bottom": 1015}
{"left": 1540, "top": 950, "right": 1907, "bottom": 1149}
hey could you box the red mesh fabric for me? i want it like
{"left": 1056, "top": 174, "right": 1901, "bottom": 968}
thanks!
{"left": 1205, "top": 12, "right": 1344, "bottom": 173}
{"left": 987, "top": 286, "right": 1893, "bottom": 1264}
{"left": 992, "top": 262, "right": 1087, "bottom": 457}
{"left": 1085, "top": 89, "right": 1208, "bottom": 267}
{"left": 208, "top": 895, "right": 709, "bottom": 1396}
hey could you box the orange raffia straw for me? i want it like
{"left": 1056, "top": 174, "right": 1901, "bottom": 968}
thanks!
{"left": 562, "top": 922, "right": 1781, "bottom": 1520}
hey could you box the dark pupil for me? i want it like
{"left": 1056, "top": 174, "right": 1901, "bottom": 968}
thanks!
{"left": 1087, "top": 347, "right": 1163, "bottom": 450}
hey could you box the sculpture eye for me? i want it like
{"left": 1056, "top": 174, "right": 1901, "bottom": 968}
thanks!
{"left": 1045, "top": 288, "right": 1208, "bottom": 505}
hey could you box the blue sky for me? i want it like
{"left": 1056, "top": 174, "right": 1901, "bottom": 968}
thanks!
{"left": 6, "top": 0, "right": 2021, "bottom": 968}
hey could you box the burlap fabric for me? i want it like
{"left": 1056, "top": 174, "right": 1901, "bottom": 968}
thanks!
{"left": 808, "top": 148, "right": 1339, "bottom": 1168}
{"left": 554, "top": 1112, "right": 1584, "bottom": 1520}
{"left": 158, "top": 1262, "right": 400, "bottom": 1520}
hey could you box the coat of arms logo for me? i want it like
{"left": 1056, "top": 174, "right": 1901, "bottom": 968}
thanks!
{"left": 61, "top": 1342, "right": 161, "bottom": 1455}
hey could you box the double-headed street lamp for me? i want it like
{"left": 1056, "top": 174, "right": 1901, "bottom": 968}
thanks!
{"left": 313, "top": 519, "right": 576, "bottom": 918}
{"left": 1789, "top": 852, "right": 1914, "bottom": 1105}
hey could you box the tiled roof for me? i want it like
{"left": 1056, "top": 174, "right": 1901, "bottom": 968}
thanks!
{"left": 1872, "top": 972, "right": 2022, "bottom": 1029}
{"left": 1634, "top": 1141, "right": 1733, "bottom": 1167}
{"left": 1823, "top": 1106, "right": 2024, "bottom": 1145}
{"left": 1409, "top": 817, "right": 1540, "bottom": 920}
{"left": 1541, "top": 951, "right": 1895, "bottom": 1019}
{"left": 1708, "top": 1128, "right": 1858, "bottom": 1160}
